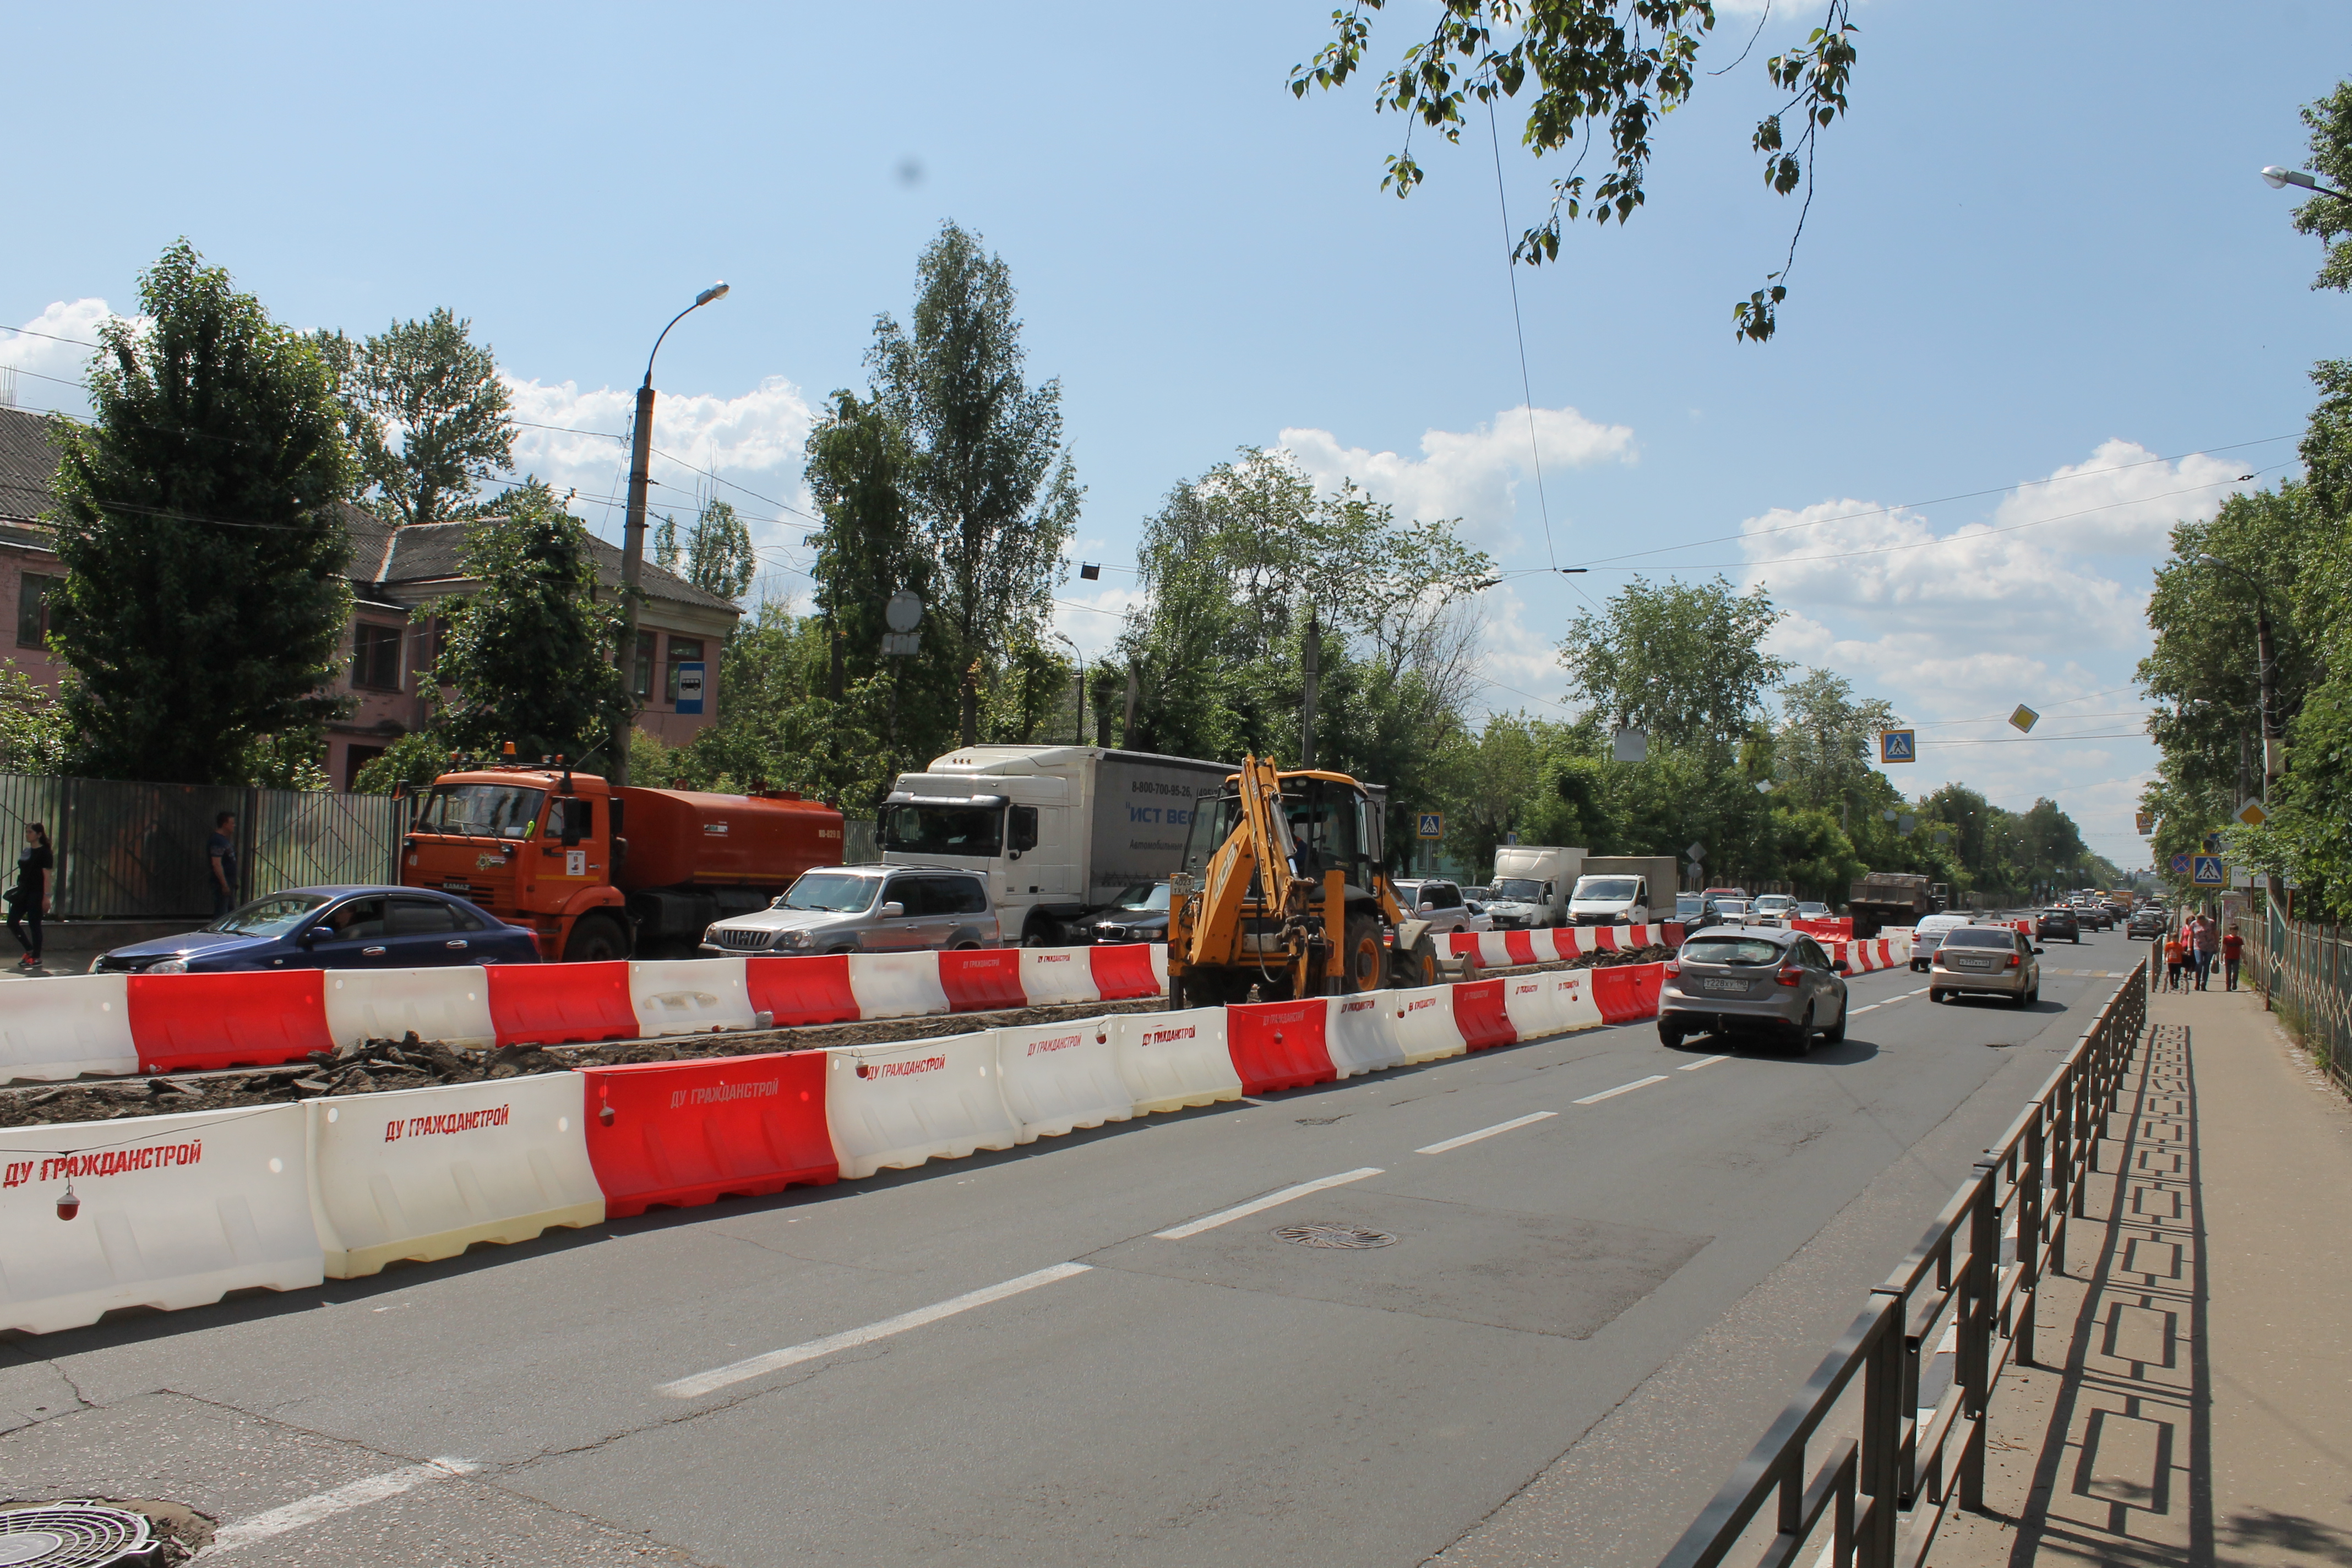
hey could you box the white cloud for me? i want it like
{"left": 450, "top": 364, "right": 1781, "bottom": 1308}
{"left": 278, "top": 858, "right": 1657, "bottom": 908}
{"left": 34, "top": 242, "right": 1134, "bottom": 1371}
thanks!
{"left": 1988, "top": 438, "right": 2251, "bottom": 554}
{"left": 2, "top": 298, "right": 117, "bottom": 416}
{"left": 1277, "top": 402, "right": 1636, "bottom": 548}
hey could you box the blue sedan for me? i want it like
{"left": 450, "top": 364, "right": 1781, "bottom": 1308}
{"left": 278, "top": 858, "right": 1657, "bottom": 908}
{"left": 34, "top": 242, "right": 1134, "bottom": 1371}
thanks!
{"left": 92, "top": 885, "right": 542, "bottom": 974}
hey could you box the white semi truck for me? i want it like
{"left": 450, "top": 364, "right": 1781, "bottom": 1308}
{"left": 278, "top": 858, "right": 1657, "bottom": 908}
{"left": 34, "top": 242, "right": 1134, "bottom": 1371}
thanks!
{"left": 880, "top": 745, "right": 1232, "bottom": 946}
{"left": 1483, "top": 845, "right": 1587, "bottom": 928}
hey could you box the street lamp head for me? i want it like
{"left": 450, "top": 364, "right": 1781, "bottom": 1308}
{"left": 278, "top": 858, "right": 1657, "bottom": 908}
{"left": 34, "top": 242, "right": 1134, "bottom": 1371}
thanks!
{"left": 2196, "top": 552, "right": 2226, "bottom": 570}
{"left": 695, "top": 281, "right": 731, "bottom": 307}
{"left": 2262, "top": 165, "right": 2316, "bottom": 191}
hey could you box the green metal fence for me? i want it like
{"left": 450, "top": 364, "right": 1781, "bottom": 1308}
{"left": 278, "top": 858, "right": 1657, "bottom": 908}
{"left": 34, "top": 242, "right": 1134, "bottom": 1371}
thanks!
{"left": 0, "top": 773, "right": 403, "bottom": 920}
{"left": 2244, "top": 905, "right": 2352, "bottom": 1095}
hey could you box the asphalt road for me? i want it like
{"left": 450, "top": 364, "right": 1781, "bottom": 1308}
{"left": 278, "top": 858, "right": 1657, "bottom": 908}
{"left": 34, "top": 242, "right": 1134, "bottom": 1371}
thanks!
{"left": 0, "top": 930, "right": 2150, "bottom": 1567}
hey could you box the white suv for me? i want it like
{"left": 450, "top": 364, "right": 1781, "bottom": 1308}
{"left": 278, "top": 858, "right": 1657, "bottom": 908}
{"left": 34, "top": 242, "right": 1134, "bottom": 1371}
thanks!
{"left": 701, "top": 865, "right": 1000, "bottom": 956}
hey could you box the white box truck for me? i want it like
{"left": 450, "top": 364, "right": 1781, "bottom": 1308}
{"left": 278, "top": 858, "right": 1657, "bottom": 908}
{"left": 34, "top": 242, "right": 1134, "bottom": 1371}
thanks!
{"left": 1566, "top": 855, "right": 1681, "bottom": 927}
{"left": 1484, "top": 845, "right": 1587, "bottom": 928}
{"left": 881, "top": 745, "right": 1232, "bottom": 945}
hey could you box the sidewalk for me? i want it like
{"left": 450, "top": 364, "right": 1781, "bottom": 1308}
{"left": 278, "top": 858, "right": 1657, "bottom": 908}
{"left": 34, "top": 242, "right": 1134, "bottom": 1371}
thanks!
{"left": 1936, "top": 984, "right": 2352, "bottom": 1566}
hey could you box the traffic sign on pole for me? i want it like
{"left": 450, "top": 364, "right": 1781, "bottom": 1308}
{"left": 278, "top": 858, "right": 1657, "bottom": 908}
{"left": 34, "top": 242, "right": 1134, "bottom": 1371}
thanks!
{"left": 2168, "top": 852, "right": 2192, "bottom": 876}
{"left": 1417, "top": 812, "right": 1444, "bottom": 840}
{"left": 2235, "top": 798, "right": 2268, "bottom": 827}
{"left": 2192, "top": 855, "right": 2226, "bottom": 886}
{"left": 2008, "top": 704, "right": 2039, "bottom": 733}
{"left": 1878, "top": 729, "right": 1915, "bottom": 763}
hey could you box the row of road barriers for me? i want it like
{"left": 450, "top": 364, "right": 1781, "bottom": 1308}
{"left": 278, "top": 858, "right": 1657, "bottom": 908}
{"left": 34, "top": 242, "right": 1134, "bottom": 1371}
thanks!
{"left": 0, "top": 949, "right": 1683, "bottom": 1336}
{"left": 1658, "top": 959, "right": 2147, "bottom": 1568}
{"left": 0, "top": 944, "right": 1171, "bottom": 1085}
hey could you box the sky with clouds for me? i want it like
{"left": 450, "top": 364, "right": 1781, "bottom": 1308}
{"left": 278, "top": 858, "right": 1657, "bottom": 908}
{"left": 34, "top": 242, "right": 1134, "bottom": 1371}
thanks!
{"left": 6, "top": 2, "right": 2348, "bottom": 868}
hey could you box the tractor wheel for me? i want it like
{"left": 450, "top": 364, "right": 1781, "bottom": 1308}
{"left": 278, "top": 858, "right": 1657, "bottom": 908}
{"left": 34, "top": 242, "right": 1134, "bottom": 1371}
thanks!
{"left": 1342, "top": 913, "right": 1385, "bottom": 993}
{"left": 1392, "top": 933, "right": 1442, "bottom": 989}
{"left": 563, "top": 912, "right": 630, "bottom": 963}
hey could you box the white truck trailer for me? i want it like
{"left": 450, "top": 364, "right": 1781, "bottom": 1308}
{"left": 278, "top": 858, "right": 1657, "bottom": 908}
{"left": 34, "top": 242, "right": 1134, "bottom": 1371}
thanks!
{"left": 881, "top": 745, "right": 1232, "bottom": 945}
{"left": 1483, "top": 845, "right": 1587, "bottom": 928}
{"left": 1566, "top": 855, "right": 1682, "bottom": 927}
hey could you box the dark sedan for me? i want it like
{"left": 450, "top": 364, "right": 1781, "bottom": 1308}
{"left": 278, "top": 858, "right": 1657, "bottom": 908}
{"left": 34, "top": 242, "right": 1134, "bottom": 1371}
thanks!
{"left": 93, "top": 886, "right": 541, "bottom": 974}
{"left": 2126, "top": 907, "right": 2166, "bottom": 940}
{"left": 1091, "top": 881, "right": 1171, "bottom": 945}
{"left": 2035, "top": 906, "right": 2082, "bottom": 944}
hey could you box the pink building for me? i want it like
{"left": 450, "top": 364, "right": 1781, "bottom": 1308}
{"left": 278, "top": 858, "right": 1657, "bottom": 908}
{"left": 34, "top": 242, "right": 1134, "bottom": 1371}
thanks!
{"left": 0, "top": 406, "right": 741, "bottom": 788}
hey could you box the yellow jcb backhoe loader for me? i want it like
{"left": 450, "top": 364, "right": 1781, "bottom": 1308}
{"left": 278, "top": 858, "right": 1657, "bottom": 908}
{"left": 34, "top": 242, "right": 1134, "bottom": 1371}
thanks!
{"left": 1164, "top": 755, "right": 1440, "bottom": 1009}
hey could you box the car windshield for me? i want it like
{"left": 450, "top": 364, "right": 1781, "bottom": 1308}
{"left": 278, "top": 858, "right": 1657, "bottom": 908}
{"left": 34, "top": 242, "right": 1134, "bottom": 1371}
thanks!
{"left": 1113, "top": 883, "right": 1172, "bottom": 912}
{"left": 777, "top": 872, "right": 881, "bottom": 913}
{"left": 1754, "top": 896, "right": 1793, "bottom": 910}
{"left": 1942, "top": 928, "right": 2015, "bottom": 949}
{"left": 205, "top": 892, "right": 333, "bottom": 937}
{"left": 880, "top": 804, "right": 1004, "bottom": 858}
{"left": 415, "top": 783, "right": 545, "bottom": 839}
{"left": 1575, "top": 877, "right": 1639, "bottom": 900}
{"left": 1683, "top": 937, "right": 1784, "bottom": 966}
{"left": 1493, "top": 878, "right": 1545, "bottom": 900}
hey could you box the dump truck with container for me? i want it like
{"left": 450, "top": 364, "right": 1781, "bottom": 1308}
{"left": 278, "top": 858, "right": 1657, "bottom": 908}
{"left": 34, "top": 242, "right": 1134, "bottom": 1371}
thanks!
{"left": 400, "top": 761, "right": 845, "bottom": 961}
{"left": 880, "top": 744, "right": 1233, "bottom": 946}
{"left": 1847, "top": 871, "right": 1936, "bottom": 939}
{"left": 1566, "top": 856, "right": 1681, "bottom": 926}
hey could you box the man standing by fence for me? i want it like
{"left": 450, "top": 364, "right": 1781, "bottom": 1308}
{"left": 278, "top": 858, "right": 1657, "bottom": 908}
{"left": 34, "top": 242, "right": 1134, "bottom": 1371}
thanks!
{"left": 207, "top": 811, "right": 239, "bottom": 917}
{"left": 2223, "top": 922, "right": 2244, "bottom": 992}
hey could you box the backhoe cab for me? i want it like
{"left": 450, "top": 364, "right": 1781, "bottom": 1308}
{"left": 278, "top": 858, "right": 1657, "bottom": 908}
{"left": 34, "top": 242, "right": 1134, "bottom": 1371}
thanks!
{"left": 1165, "top": 756, "right": 1425, "bottom": 1009}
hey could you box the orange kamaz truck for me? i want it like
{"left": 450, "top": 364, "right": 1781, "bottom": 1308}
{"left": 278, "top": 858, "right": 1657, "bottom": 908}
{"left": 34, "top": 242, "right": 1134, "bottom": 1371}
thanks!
{"left": 400, "top": 761, "right": 845, "bottom": 960}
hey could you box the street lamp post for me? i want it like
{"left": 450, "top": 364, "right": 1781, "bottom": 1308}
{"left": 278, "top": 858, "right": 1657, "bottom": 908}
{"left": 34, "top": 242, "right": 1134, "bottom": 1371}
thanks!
{"left": 2195, "top": 554, "right": 2281, "bottom": 799}
{"left": 2261, "top": 165, "right": 2351, "bottom": 199}
{"left": 611, "top": 281, "right": 730, "bottom": 786}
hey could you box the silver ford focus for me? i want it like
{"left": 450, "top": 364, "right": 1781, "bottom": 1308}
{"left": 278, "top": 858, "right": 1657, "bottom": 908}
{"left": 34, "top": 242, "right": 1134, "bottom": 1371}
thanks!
{"left": 1658, "top": 926, "right": 1850, "bottom": 1052}
{"left": 1928, "top": 924, "right": 2043, "bottom": 1006}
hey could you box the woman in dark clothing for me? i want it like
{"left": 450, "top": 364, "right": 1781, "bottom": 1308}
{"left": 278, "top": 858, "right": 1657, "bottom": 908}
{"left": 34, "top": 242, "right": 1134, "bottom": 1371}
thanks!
{"left": 8, "top": 821, "right": 51, "bottom": 969}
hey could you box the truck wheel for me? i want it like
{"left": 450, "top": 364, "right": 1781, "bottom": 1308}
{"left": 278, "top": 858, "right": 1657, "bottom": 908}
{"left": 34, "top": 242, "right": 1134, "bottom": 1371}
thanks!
{"left": 563, "top": 912, "right": 630, "bottom": 963}
{"left": 1342, "top": 913, "right": 1385, "bottom": 993}
{"left": 1020, "top": 916, "right": 1057, "bottom": 949}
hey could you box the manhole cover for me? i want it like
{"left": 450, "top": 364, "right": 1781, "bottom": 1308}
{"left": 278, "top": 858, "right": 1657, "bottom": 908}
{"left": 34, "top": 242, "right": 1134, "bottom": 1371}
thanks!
{"left": 0, "top": 1504, "right": 153, "bottom": 1567}
{"left": 1273, "top": 1223, "right": 1396, "bottom": 1249}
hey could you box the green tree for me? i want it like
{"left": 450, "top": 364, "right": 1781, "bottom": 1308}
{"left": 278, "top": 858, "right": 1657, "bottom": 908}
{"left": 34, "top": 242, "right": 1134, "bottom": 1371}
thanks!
{"left": 350, "top": 729, "right": 453, "bottom": 796}
{"left": 1559, "top": 575, "right": 1790, "bottom": 749}
{"left": 1439, "top": 712, "right": 1553, "bottom": 874}
{"left": 0, "top": 661, "right": 69, "bottom": 774}
{"left": 1774, "top": 668, "right": 1901, "bottom": 832}
{"left": 427, "top": 480, "right": 630, "bottom": 764}
{"left": 871, "top": 222, "right": 1080, "bottom": 744}
{"left": 654, "top": 484, "right": 757, "bottom": 602}
{"left": 48, "top": 240, "right": 356, "bottom": 785}
{"left": 1289, "top": 0, "right": 1860, "bottom": 341}
{"left": 317, "top": 307, "right": 515, "bottom": 526}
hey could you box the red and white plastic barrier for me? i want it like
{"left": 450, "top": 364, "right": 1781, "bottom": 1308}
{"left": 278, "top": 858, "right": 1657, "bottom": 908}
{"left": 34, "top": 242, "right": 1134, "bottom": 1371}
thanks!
{"left": 1830, "top": 937, "right": 1911, "bottom": 975}
{"left": 629, "top": 957, "right": 759, "bottom": 1037}
{"left": 306, "top": 1072, "right": 603, "bottom": 1277}
{"left": 0, "top": 974, "right": 137, "bottom": 1082}
{"left": 325, "top": 967, "right": 498, "bottom": 1051}
{"left": 1, "top": 955, "right": 1691, "bottom": 1334}
{"left": 1790, "top": 917, "right": 1854, "bottom": 941}
{"left": 1449, "top": 923, "right": 1684, "bottom": 966}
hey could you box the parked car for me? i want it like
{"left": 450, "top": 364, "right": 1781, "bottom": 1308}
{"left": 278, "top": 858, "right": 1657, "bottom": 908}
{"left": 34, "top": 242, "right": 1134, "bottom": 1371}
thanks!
{"left": 92, "top": 886, "right": 540, "bottom": 974}
{"left": 1090, "top": 881, "right": 1170, "bottom": 945}
{"left": 1750, "top": 894, "right": 1797, "bottom": 926}
{"left": 1658, "top": 927, "right": 1850, "bottom": 1053}
{"left": 1930, "top": 924, "right": 2043, "bottom": 1007}
{"left": 1909, "top": 912, "right": 1979, "bottom": 972}
{"left": 2035, "top": 907, "right": 2082, "bottom": 944}
{"left": 700, "top": 865, "right": 999, "bottom": 955}
{"left": 2126, "top": 907, "right": 2166, "bottom": 940}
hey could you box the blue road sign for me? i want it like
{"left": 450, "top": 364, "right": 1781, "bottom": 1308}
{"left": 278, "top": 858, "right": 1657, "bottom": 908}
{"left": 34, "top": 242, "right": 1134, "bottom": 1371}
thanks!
{"left": 674, "top": 661, "right": 706, "bottom": 715}
{"left": 1417, "top": 812, "right": 1444, "bottom": 840}
{"left": 2168, "top": 852, "right": 2192, "bottom": 876}
{"left": 1879, "top": 729, "right": 1916, "bottom": 763}
{"left": 2192, "top": 855, "right": 2226, "bottom": 886}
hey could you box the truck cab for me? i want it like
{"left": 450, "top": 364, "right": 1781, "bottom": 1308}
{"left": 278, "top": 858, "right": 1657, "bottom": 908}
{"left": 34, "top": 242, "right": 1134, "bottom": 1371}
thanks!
{"left": 1569, "top": 873, "right": 1651, "bottom": 926}
{"left": 401, "top": 766, "right": 629, "bottom": 961}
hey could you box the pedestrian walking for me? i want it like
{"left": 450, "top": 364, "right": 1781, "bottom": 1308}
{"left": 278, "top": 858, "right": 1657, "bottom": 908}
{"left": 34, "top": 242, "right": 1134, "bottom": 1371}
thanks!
{"left": 2222, "top": 925, "right": 2244, "bottom": 991}
{"left": 7, "top": 821, "right": 52, "bottom": 970}
{"left": 207, "top": 811, "right": 239, "bottom": 918}
{"left": 2163, "top": 932, "right": 2185, "bottom": 990}
{"left": 2192, "top": 914, "right": 2219, "bottom": 991}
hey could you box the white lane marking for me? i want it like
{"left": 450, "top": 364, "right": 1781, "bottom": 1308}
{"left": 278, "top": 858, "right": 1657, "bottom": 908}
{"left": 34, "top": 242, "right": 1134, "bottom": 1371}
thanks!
{"left": 1416, "top": 1111, "right": 1556, "bottom": 1155}
{"left": 1850, "top": 1004, "right": 1881, "bottom": 1015}
{"left": 1154, "top": 1167, "right": 1385, "bottom": 1240}
{"left": 1678, "top": 1054, "right": 1731, "bottom": 1071}
{"left": 206, "top": 1458, "right": 479, "bottom": 1553}
{"left": 1574, "top": 1074, "right": 1668, "bottom": 1106}
{"left": 659, "top": 1262, "right": 1092, "bottom": 1399}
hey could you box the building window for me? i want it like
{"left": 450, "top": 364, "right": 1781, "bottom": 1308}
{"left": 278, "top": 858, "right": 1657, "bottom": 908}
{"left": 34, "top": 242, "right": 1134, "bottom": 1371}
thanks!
{"left": 665, "top": 637, "right": 705, "bottom": 704}
{"left": 15, "top": 573, "right": 59, "bottom": 650}
{"left": 351, "top": 622, "right": 403, "bottom": 691}
{"left": 633, "top": 630, "right": 657, "bottom": 699}
{"left": 343, "top": 744, "right": 385, "bottom": 791}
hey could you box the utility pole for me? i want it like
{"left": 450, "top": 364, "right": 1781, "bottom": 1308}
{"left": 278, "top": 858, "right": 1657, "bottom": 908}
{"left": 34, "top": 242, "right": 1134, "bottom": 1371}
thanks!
{"left": 1300, "top": 609, "right": 1320, "bottom": 770}
{"left": 609, "top": 282, "right": 729, "bottom": 785}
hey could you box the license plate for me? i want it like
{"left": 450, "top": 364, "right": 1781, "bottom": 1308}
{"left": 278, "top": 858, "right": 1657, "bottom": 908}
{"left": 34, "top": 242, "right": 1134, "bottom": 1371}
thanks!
{"left": 1700, "top": 978, "right": 1745, "bottom": 993}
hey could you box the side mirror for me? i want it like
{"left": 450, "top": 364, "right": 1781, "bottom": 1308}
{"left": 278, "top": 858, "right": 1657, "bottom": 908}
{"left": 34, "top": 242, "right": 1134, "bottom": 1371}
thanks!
{"left": 1835, "top": 962, "right": 1852, "bottom": 975}
{"left": 297, "top": 927, "right": 319, "bottom": 949}
{"left": 879, "top": 902, "right": 906, "bottom": 919}
{"left": 2032, "top": 945, "right": 2045, "bottom": 954}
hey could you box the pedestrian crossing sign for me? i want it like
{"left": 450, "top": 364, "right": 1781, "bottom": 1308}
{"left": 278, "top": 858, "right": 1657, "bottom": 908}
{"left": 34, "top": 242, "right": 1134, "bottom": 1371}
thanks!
{"left": 1879, "top": 729, "right": 1916, "bottom": 763}
{"left": 1417, "top": 812, "right": 1444, "bottom": 840}
{"left": 2192, "top": 855, "right": 2226, "bottom": 886}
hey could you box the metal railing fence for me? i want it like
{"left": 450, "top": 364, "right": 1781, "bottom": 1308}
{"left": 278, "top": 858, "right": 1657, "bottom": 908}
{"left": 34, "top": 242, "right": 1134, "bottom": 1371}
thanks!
{"left": 1660, "top": 958, "right": 2149, "bottom": 1568}
{"left": 0, "top": 773, "right": 402, "bottom": 920}
{"left": 2244, "top": 906, "right": 2351, "bottom": 1094}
